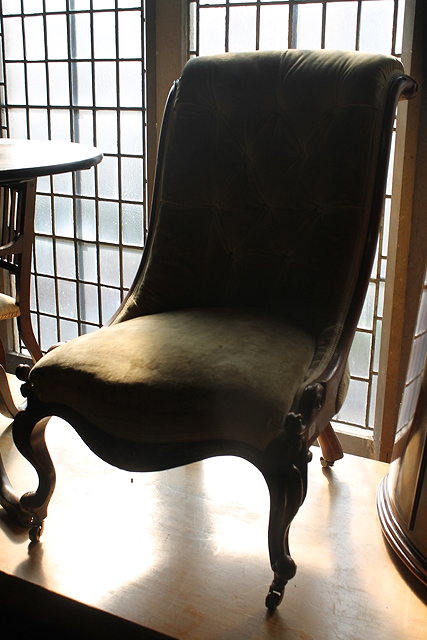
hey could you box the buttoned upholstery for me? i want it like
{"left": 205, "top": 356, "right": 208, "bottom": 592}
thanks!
{"left": 116, "top": 49, "right": 395, "bottom": 337}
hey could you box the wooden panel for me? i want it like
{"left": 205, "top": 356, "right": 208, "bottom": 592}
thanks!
{"left": 375, "top": 0, "right": 427, "bottom": 460}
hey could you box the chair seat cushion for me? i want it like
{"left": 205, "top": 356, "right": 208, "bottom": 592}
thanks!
{"left": 0, "top": 293, "right": 19, "bottom": 320}
{"left": 29, "top": 308, "right": 316, "bottom": 450}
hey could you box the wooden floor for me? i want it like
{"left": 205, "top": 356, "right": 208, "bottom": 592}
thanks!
{"left": 1, "top": 391, "right": 426, "bottom": 639}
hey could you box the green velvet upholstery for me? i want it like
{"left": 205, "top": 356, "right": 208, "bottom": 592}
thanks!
{"left": 29, "top": 50, "right": 403, "bottom": 446}
{"left": 115, "top": 49, "right": 399, "bottom": 337}
{"left": 30, "top": 308, "right": 315, "bottom": 449}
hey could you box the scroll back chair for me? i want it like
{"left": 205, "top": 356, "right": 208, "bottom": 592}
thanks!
{"left": 0, "top": 180, "right": 42, "bottom": 417}
{"left": 1, "top": 50, "right": 416, "bottom": 610}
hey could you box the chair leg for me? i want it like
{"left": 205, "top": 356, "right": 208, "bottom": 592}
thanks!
{"left": 317, "top": 422, "right": 344, "bottom": 467}
{"left": 17, "top": 315, "right": 43, "bottom": 362}
{"left": 0, "top": 452, "right": 33, "bottom": 527}
{"left": 264, "top": 452, "right": 308, "bottom": 610}
{"left": 12, "top": 409, "right": 55, "bottom": 541}
{"left": 0, "top": 364, "right": 20, "bottom": 417}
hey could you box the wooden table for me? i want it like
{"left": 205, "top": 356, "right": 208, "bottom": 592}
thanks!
{"left": 0, "top": 137, "right": 102, "bottom": 369}
{"left": 0, "top": 139, "right": 102, "bottom": 518}
{"left": 0, "top": 138, "right": 103, "bottom": 183}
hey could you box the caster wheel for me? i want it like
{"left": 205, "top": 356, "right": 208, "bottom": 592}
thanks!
{"left": 320, "top": 457, "right": 334, "bottom": 468}
{"left": 29, "top": 521, "right": 44, "bottom": 543}
{"left": 265, "top": 587, "right": 284, "bottom": 611}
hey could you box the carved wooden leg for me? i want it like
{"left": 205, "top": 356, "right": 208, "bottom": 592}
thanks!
{"left": 12, "top": 409, "right": 55, "bottom": 541}
{"left": 317, "top": 422, "right": 344, "bottom": 467}
{"left": 0, "top": 451, "right": 33, "bottom": 527}
{"left": 263, "top": 454, "right": 308, "bottom": 610}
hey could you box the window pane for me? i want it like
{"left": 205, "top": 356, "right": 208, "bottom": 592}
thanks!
{"left": 46, "top": 0, "right": 67, "bottom": 12}
{"left": 199, "top": 8, "right": 226, "bottom": 55}
{"left": 358, "top": 282, "right": 376, "bottom": 330}
{"left": 54, "top": 197, "right": 74, "bottom": 237}
{"left": 119, "top": 61, "right": 142, "bottom": 107}
{"left": 75, "top": 110, "right": 95, "bottom": 146}
{"left": 35, "top": 195, "right": 53, "bottom": 234}
{"left": 77, "top": 242, "right": 98, "bottom": 283}
{"left": 37, "top": 276, "right": 56, "bottom": 315}
{"left": 24, "top": 0, "right": 44, "bottom": 14}
{"left": 46, "top": 14, "right": 68, "bottom": 60}
{"left": 53, "top": 171, "right": 73, "bottom": 196}
{"left": 6, "top": 63, "right": 26, "bottom": 104}
{"left": 24, "top": 16, "right": 46, "bottom": 61}
{"left": 29, "top": 108, "right": 49, "bottom": 139}
{"left": 118, "top": 11, "right": 142, "bottom": 59}
{"left": 97, "top": 156, "right": 119, "bottom": 199}
{"left": 95, "top": 62, "right": 117, "bottom": 107}
{"left": 100, "top": 245, "right": 120, "bottom": 286}
{"left": 75, "top": 166, "right": 96, "bottom": 198}
{"left": 50, "top": 109, "right": 71, "bottom": 140}
{"left": 96, "top": 110, "right": 118, "bottom": 154}
{"left": 259, "top": 5, "right": 289, "bottom": 51}
{"left": 3, "top": 18, "right": 24, "bottom": 60}
{"left": 56, "top": 239, "right": 76, "bottom": 279}
{"left": 101, "top": 286, "right": 121, "bottom": 323}
{"left": 35, "top": 237, "right": 55, "bottom": 276}
{"left": 349, "top": 331, "right": 372, "bottom": 379}
{"left": 123, "top": 247, "right": 140, "bottom": 288}
{"left": 79, "top": 283, "right": 100, "bottom": 323}
{"left": 60, "top": 319, "right": 79, "bottom": 342}
{"left": 325, "top": 2, "right": 358, "bottom": 50}
{"left": 27, "top": 63, "right": 48, "bottom": 105}
{"left": 76, "top": 199, "right": 97, "bottom": 242}
{"left": 296, "top": 4, "right": 323, "bottom": 49}
{"left": 120, "top": 111, "right": 143, "bottom": 155}
{"left": 122, "top": 203, "right": 143, "bottom": 246}
{"left": 7, "top": 108, "right": 28, "bottom": 137}
{"left": 229, "top": 6, "right": 257, "bottom": 52}
{"left": 58, "top": 279, "right": 78, "bottom": 320}
{"left": 72, "top": 13, "right": 92, "bottom": 59}
{"left": 99, "top": 200, "right": 119, "bottom": 243}
{"left": 40, "top": 315, "right": 57, "bottom": 352}
{"left": 336, "top": 379, "right": 368, "bottom": 427}
{"left": 73, "top": 62, "right": 93, "bottom": 106}
{"left": 360, "top": 0, "right": 394, "bottom": 53}
{"left": 416, "top": 291, "right": 427, "bottom": 334}
{"left": 94, "top": 12, "right": 116, "bottom": 59}
{"left": 48, "top": 62, "right": 70, "bottom": 106}
{"left": 121, "top": 156, "right": 144, "bottom": 202}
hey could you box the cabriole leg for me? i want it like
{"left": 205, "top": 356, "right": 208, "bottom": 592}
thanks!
{"left": 264, "top": 455, "right": 308, "bottom": 610}
{"left": 12, "top": 410, "right": 55, "bottom": 542}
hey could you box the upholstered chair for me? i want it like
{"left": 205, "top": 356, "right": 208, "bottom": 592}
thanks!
{"left": 0, "top": 50, "right": 416, "bottom": 610}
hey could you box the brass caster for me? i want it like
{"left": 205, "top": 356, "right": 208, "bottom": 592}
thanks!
{"left": 265, "top": 586, "right": 284, "bottom": 611}
{"left": 29, "top": 520, "right": 44, "bottom": 543}
{"left": 320, "top": 457, "right": 334, "bottom": 468}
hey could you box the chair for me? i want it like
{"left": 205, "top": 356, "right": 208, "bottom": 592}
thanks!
{"left": 0, "top": 180, "right": 42, "bottom": 417}
{"left": 0, "top": 50, "right": 416, "bottom": 609}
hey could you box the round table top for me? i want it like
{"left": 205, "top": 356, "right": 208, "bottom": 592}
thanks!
{"left": 0, "top": 138, "right": 103, "bottom": 183}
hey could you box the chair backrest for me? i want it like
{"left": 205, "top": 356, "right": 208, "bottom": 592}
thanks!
{"left": 115, "top": 50, "right": 410, "bottom": 343}
{"left": 0, "top": 181, "right": 36, "bottom": 306}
